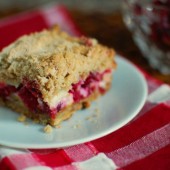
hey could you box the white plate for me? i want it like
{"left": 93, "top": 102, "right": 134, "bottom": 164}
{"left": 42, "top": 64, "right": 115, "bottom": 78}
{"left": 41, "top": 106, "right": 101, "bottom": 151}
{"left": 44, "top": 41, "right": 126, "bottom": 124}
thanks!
{"left": 0, "top": 56, "right": 147, "bottom": 149}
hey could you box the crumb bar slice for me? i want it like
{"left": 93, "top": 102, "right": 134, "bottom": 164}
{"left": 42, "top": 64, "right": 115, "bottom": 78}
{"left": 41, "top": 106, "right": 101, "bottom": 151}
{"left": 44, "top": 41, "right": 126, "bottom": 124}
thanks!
{"left": 0, "top": 26, "right": 116, "bottom": 126}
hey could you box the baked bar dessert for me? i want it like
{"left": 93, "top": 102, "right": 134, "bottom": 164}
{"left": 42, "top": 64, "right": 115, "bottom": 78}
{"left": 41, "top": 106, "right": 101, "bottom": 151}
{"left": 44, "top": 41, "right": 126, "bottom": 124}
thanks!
{"left": 0, "top": 26, "right": 116, "bottom": 126}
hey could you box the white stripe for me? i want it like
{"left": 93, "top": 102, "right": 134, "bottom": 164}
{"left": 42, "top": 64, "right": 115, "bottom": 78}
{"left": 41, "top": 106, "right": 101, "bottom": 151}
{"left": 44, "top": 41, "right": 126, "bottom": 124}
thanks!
{"left": 24, "top": 166, "right": 52, "bottom": 170}
{"left": 74, "top": 153, "right": 117, "bottom": 170}
{"left": 0, "top": 146, "right": 27, "bottom": 160}
{"left": 41, "top": 6, "right": 63, "bottom": 27}
{"left": 134, "top": 84, "right": 170, "bottom": 119}
{"left": 147, "top": 85, "right": 170, "bottom": 103}
{"left": 0, "top": 10, "right": 39, "bottom": 27}
{"left": 147, "top": 77, "right": 160, "bottom": 94}
{"left": 64, "top": 144, "right": 95, "bottom": 162}
{"left": 41, "top": 6, "right": 74, "bottom": 34}
{"left": 107, "top": 123, "right": 170, "bottom": 168}
{"left": 54, "top": 153, "right": 117, "bottom": 170}
{"left": 8, "top": 154, "right": 44, "bottom": 170}
{"left": 54, "top": 165, "right": 76, "bottom": 170}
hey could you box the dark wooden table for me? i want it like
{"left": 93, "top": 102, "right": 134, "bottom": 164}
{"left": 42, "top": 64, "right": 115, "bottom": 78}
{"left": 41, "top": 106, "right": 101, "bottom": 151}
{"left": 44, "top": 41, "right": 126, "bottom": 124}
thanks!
{"left": 0, "top": 9, "right": 169, "bottom": 84}
{"left": 71, "top": 10, "right": 170, "bottom": 84}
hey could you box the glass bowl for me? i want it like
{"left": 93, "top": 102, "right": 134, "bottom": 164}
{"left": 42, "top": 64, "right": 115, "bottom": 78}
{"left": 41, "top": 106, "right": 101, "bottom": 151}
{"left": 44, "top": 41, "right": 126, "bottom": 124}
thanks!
{"left": 122, "top": 0, "right": 170, "bottom": 74}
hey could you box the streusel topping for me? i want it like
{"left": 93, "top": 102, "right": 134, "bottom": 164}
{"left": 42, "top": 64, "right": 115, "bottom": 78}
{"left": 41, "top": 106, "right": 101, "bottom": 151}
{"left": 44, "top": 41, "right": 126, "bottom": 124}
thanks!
{"left": 0, "top": 26, "right": 116, "bottom": 103}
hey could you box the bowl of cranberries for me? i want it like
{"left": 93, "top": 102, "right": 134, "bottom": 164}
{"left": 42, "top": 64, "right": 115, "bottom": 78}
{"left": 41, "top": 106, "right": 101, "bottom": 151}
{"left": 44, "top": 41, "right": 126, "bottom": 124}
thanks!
{"left": 122, "top": 0, "right": 170, "bottom": 74}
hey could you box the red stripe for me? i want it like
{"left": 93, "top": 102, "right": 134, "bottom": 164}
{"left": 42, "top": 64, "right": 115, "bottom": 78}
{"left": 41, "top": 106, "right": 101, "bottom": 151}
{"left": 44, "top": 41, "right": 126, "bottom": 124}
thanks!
{"left": 64, "top": 144, "right": 96, "bottom": 162}
{"left": 55, "top": 5, "right": 83, "bottom": 36}
{"left": 107, "top": 123, "right": 170, "bottom": 167}
{"left": 35, "top": 149, "right": 73, "bottom": 167}
{"left": 0, "top": 5, "right": 82, "bottom": 51}
{"left": 0, "top": 157, "right": 16, "bottom": 170}
{"left": 122, "top": 144, "right": 170, "bottom": 170}
{"left": 91, "top": 104, "right": 170, "bottom": 152}
{"left": 0, "top": 11, "right": 48, "bottom": 50}
{"left": 53, "top": 164, "right": 78, "bottom": 170}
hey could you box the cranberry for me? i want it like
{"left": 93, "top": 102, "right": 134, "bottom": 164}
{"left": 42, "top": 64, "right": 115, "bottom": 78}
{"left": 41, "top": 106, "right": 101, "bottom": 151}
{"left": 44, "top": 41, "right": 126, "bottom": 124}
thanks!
{"left": 17, "top": 80, "right": 52, "bottom": 116}
{"left": 69, "top": 71, "right": 107, "bottom": 102}
{"left": 0, "top": 70, "right": 110, "bottom": 119}
{"left": 69, "top": 81, "right": 85, "bottom": 102}
{"left": 0, "top": 83, "right": 17, "bottom": 100}
{"left": 0, "top": 83, "right": 5, "bottom": 88}
{"left": 18, "top": 85, "right": 40, "bottom": 112}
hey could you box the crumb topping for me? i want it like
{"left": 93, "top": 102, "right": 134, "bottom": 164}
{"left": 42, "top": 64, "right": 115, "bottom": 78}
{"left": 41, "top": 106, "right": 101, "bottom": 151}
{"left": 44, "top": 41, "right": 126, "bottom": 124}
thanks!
{"left": 0, "top": 26, "right": 116, "bottom": 104}
{"left": 17, "top": 114, "right": 26, "bottom": 122}
{"left": 44, "top": 124, "right": 53, "bottom": 133}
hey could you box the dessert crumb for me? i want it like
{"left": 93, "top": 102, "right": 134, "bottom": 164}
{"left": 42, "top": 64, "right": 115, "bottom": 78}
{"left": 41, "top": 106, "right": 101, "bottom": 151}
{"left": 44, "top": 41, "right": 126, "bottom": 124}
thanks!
{"left": 94, "top": 108, "right": 100, "bottom": 114}
{"left": 44, "top": 125, "right": 53, "bottom": 133}
{"left": 55, "top": 125, "right": 61, "bottom": 129}
{"left": 24, "top": 122, "right": 29, "bottom": 126}
{"left": 33, "top": 119, "right": 40, "bottom": 124}
{"left": 93, "top": 112, "right": 100, "bottom": 118}
{"left": 18, "top": 115, "right": 26, "bottom": 122}
{"left": 91, "top": 119, "right": 97, "bottom": 123}
{"left": 82, "top": 101, "right": 91, "bottom": 109}
{"left": 77, "top": 120, "right": 81, "bottom": 124}
{"left": 85, "top": 111, "right": 100, "bottom": 123}
{"left": 72, "top": 124, "right": 81, "bottom": 129}
{"left": 94, "top": 108, "right": 99, "bottom": 112}
{"left": 85, "top": 116, "right": 93, "bottom": 121}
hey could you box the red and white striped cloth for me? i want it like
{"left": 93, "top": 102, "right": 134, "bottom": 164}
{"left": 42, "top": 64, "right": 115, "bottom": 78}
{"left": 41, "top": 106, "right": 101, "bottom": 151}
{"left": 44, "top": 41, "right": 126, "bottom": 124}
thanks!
{"left": 0, "top": 4, "right": 170, "bottom": 170}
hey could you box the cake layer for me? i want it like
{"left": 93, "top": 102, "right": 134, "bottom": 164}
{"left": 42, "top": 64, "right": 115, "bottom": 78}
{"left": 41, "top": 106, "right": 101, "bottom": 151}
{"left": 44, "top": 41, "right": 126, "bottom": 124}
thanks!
{"left": 0, "top": 69, "right": 112, "bottom": 120}
{"left": 0, "top": 26, "right": 116, "bottom": 104}
{"left": 0, "top": 79, "right": 111, "bottom": 126}
{"left": 0, "top": 26, "right": 116, "bottom": 126}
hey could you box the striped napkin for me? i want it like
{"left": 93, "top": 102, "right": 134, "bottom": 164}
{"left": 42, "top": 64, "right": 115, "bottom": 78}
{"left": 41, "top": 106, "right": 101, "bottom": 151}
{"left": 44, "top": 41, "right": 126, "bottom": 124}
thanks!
{"left": 0, "top": 4, "right": 170, "bottom": 170}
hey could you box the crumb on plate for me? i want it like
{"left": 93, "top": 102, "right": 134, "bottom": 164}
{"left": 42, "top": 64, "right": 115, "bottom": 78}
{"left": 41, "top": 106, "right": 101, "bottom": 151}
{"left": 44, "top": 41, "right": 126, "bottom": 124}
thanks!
{"left": 44, "top": 124, "right": 53, "bottom": 133}
{"left": 72, "top": 124, "right": 81, "bottom": 129}
{"left": 18, "top": 115, "right": 26, "bottom": 122}
{"left": 55, "top": 125, "right": 61, "bottom": 129}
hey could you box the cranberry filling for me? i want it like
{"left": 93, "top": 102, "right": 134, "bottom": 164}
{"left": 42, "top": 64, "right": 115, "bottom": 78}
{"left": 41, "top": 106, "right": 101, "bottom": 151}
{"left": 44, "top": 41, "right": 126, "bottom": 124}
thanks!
{"left": 0, "top": 83, "right": 17, "bottom": 100}
{"left": 17, "top": 80, "right": 56, "bottom": 117}
{"left": 18, "top": 84, "right": 43, "bottom": 113}
{"left": 0, "top": 69, "right": 111, "bottom": 118}
{"left": 69, "top": 70, "right": 111, "bottom": 102}
{"left": 0, "top": 83, "right": 5, "bottom": 88}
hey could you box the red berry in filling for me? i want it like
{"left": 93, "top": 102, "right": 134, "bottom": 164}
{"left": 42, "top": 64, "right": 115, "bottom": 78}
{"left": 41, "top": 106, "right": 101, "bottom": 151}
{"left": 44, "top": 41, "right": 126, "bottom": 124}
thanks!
{"left": 69, "top": 71, "right": 107, "bottom": 102}
{"left": 0, "top": 70, "right": 111, "bottom": 119}
{"left": 0, "top": 84, "right": 17, "bottom": 100}
{"left": 18, "top": 85, "right": 41, "bottom": 112}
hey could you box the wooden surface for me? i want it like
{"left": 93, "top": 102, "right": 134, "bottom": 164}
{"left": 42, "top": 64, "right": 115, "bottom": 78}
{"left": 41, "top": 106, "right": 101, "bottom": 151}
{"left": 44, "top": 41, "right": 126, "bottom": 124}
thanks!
{"left": 0, "top": 9, "right": 169, "bottom": 84}
{"left": 71, "top": 10, "right": 170, "bottom": 84}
